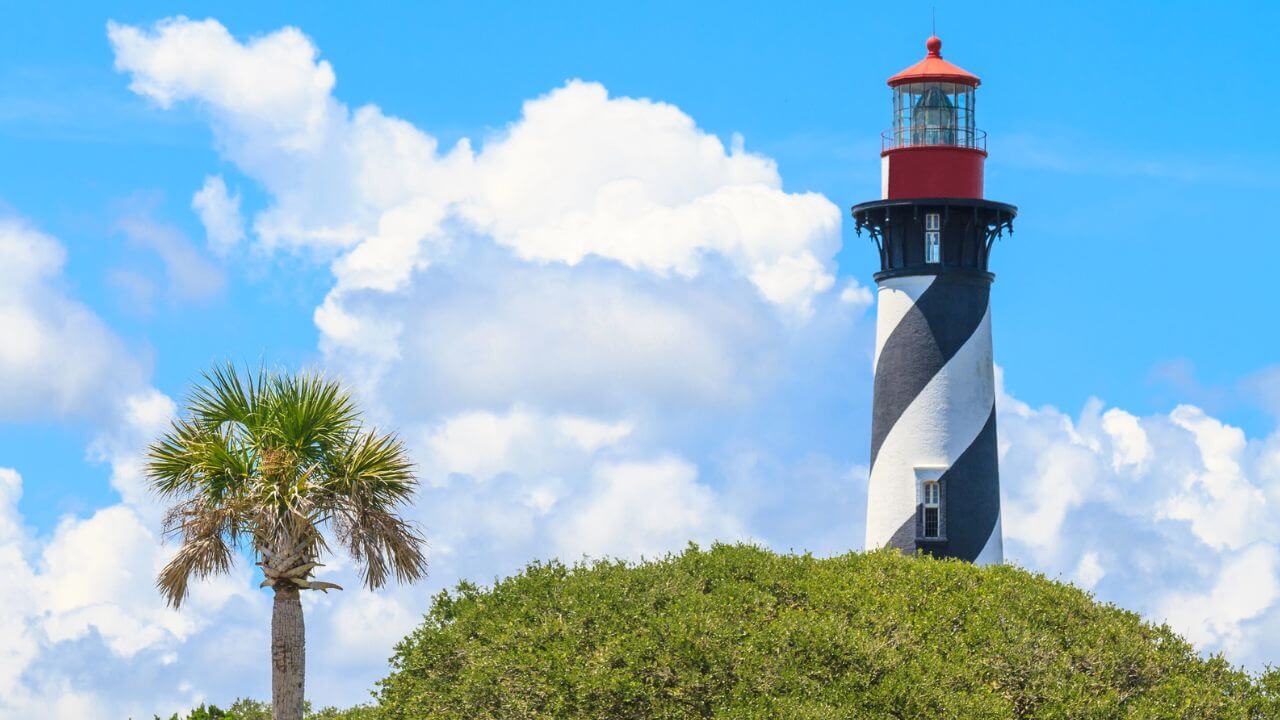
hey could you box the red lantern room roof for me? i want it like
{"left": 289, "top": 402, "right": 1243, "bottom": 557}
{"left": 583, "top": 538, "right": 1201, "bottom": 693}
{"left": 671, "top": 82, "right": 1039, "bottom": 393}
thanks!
{"left": 887, "top": 36, "right": 981, "bottom": 88}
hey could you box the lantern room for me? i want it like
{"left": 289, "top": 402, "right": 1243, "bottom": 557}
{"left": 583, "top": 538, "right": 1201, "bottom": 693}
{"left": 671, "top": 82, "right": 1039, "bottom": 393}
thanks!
{"left": 880, "top": 36, "right": 986, "bottom": 200}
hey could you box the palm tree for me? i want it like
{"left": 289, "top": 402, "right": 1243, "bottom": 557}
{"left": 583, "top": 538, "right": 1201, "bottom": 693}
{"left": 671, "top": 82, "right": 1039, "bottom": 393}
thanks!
{"left": 146, "top": 364, "right": 427, "bottom": 720}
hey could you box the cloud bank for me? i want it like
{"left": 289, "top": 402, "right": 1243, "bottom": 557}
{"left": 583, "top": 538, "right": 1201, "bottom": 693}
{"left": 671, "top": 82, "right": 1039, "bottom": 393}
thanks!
{"left": 0, "top": 217, "right": 258, "bottom": 718}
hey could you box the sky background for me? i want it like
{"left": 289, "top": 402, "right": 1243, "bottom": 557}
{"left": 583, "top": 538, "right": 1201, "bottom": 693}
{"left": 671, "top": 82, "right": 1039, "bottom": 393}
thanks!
{"left": 2, "top": 2, "right": 1279, "bottom": 716}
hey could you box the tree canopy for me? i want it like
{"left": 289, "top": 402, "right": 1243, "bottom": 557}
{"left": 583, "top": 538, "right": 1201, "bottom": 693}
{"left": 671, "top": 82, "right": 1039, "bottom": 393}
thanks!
{"left": 373, "top": 544, "right": 1280, "bottom": 719}
{"left": 148, "top": 364, "right": 426, "bottom": 607}
{"left": 154, "top": 698, "right": 376, "bottom": 720}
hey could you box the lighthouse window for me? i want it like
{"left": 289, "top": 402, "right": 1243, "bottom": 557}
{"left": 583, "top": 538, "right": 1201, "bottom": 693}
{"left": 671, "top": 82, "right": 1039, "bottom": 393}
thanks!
{"left": 925, "top": 213, "right": 942, "bottom": 263}
{"left": 922, "top": 480, "right": 941, "bottom": 539}
{"left": 891, "top": 82, "right": 978, "bottom": 150}
{"left": 923, "top": 507, "right": 940, "bottom": 538}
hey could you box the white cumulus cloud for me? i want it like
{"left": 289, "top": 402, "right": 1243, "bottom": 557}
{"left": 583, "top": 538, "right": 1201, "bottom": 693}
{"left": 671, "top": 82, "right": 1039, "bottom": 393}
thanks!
{"left": 0, "top": 219, "right": 146, "bottom": 420}
{"left": 1159, "top": 543, "right": 1280, "bottom": 655}
{"left": 997, "top": 372, "right": 1280, "bottom": 668}
{"left": 108, "top": 18, "right": 841, "bottom": 318}
{"left": 554, "top": 456, "right": 747, "bottom": 560}
{"left": 191, "top": 175, "right": 246, "bottom": 254}
{"left": 0, "top": 465, "right": 260, "bottom": 720}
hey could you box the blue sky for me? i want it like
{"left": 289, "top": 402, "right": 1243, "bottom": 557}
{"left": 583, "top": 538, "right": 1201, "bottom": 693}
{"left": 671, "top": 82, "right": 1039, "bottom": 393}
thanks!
{"left": 1, "top": 2, "right": 1279, "bottom": 716}
{"left": 6, "top": 2, "right": 1280, "bottom": 424}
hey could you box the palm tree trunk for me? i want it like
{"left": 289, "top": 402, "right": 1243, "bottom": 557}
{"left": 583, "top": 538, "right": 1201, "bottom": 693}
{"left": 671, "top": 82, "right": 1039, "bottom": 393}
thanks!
{"left": 272, "top": 585, "right": 306, "bottom": 720}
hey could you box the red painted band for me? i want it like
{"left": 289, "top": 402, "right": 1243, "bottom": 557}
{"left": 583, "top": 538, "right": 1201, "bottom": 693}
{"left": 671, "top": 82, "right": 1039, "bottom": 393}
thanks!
{"left": 882, "top": 147, "right": 985, "bottom": 200}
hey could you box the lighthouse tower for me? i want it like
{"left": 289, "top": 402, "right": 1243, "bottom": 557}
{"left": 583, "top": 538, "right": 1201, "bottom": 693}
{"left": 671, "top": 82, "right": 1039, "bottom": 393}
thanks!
{"left": 854, "top": 36, "right": 1015, "bottom": 564}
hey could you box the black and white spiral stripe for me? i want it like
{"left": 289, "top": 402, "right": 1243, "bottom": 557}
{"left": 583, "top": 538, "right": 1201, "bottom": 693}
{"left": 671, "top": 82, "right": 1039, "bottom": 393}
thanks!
{"left": 865, "top": 273, "right": 1003, "bottom": 564}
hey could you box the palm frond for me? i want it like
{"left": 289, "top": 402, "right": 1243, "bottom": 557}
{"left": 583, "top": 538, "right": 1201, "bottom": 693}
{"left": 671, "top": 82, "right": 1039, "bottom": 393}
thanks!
{"left": 321, "top": 429, "right": 417, "bottom": 505}
{"left": 188, "top": 362, "right": 260, "bottom": 430}
{"left": 157, "top": 499, "right": 241, "bottom": 607}
{"left": 332, "top": 505, "right": 428, "bottom": 589}
{"left": 320, "top": 426, "right": 424, "bottom": 589}
{"left": 147, "top": 417, "right": 254, "bottom": 499}
{"left": 148, "top": 363, "right": 427, "bottom": 605}
{"left": 263, "top": 370, "right": 359, "bottom": 453}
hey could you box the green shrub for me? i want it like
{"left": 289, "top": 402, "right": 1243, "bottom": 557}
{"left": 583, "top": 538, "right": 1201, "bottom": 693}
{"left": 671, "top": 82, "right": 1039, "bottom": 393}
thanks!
{"left": 305, "top": 705, "right": 381, "bottom": 720}
{"left": 157, "top": 699, "right": 377, "bottom": 720}
{"left": 154, "top": 703, "right": 230, "bottom": 720}
{"left": 374, "top": 544, "right": 1280, "bottom": 719}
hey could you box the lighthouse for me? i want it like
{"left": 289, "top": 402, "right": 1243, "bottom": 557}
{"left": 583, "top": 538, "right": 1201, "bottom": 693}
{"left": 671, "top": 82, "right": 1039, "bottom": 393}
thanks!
{"left": 854, "top": 36, "right": 1015, "bottom": 564}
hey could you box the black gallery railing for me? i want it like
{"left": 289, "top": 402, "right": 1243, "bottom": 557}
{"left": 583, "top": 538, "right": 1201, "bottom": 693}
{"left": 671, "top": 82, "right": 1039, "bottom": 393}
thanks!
{"left": 881, "top": 127, "right": 987, "bottom": 152}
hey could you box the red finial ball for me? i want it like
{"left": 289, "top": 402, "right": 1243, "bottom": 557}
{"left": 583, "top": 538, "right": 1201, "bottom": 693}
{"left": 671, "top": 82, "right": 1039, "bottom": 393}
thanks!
{"left": 926, "top": 35, "right": 942, "bottom": 56}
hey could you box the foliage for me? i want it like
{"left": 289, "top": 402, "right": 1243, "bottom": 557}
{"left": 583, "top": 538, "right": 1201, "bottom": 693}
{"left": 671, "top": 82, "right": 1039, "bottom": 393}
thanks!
{"left": 222, "top": 699, "right": 269, "bottom": 720}
{"left": 157, "top": 699, "right": 378, "bottom": 720}
{"left": 154, "top": 703, "right": 229, "bottom": 720}
{"left": 374, "top": 544, "right": 1280, "bottom": 719}
{"left": 307, "top": 705, "right": 382, "bottom": 720}
{"left": 146, "top": 363, "right": 427, "bottom": 606}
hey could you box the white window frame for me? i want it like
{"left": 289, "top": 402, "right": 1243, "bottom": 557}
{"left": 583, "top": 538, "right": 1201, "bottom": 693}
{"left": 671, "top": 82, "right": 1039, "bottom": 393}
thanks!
{"left": 923, "top": 481, "right": 940, "bottom": 505}
{"left": 925, "top": 212, "right": 941, "bottom": 231}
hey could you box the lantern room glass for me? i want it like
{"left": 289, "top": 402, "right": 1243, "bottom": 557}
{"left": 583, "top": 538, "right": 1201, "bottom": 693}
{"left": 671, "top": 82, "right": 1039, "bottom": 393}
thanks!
{"left": 889, "top": 82, "right": 980, "bottom": 150}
